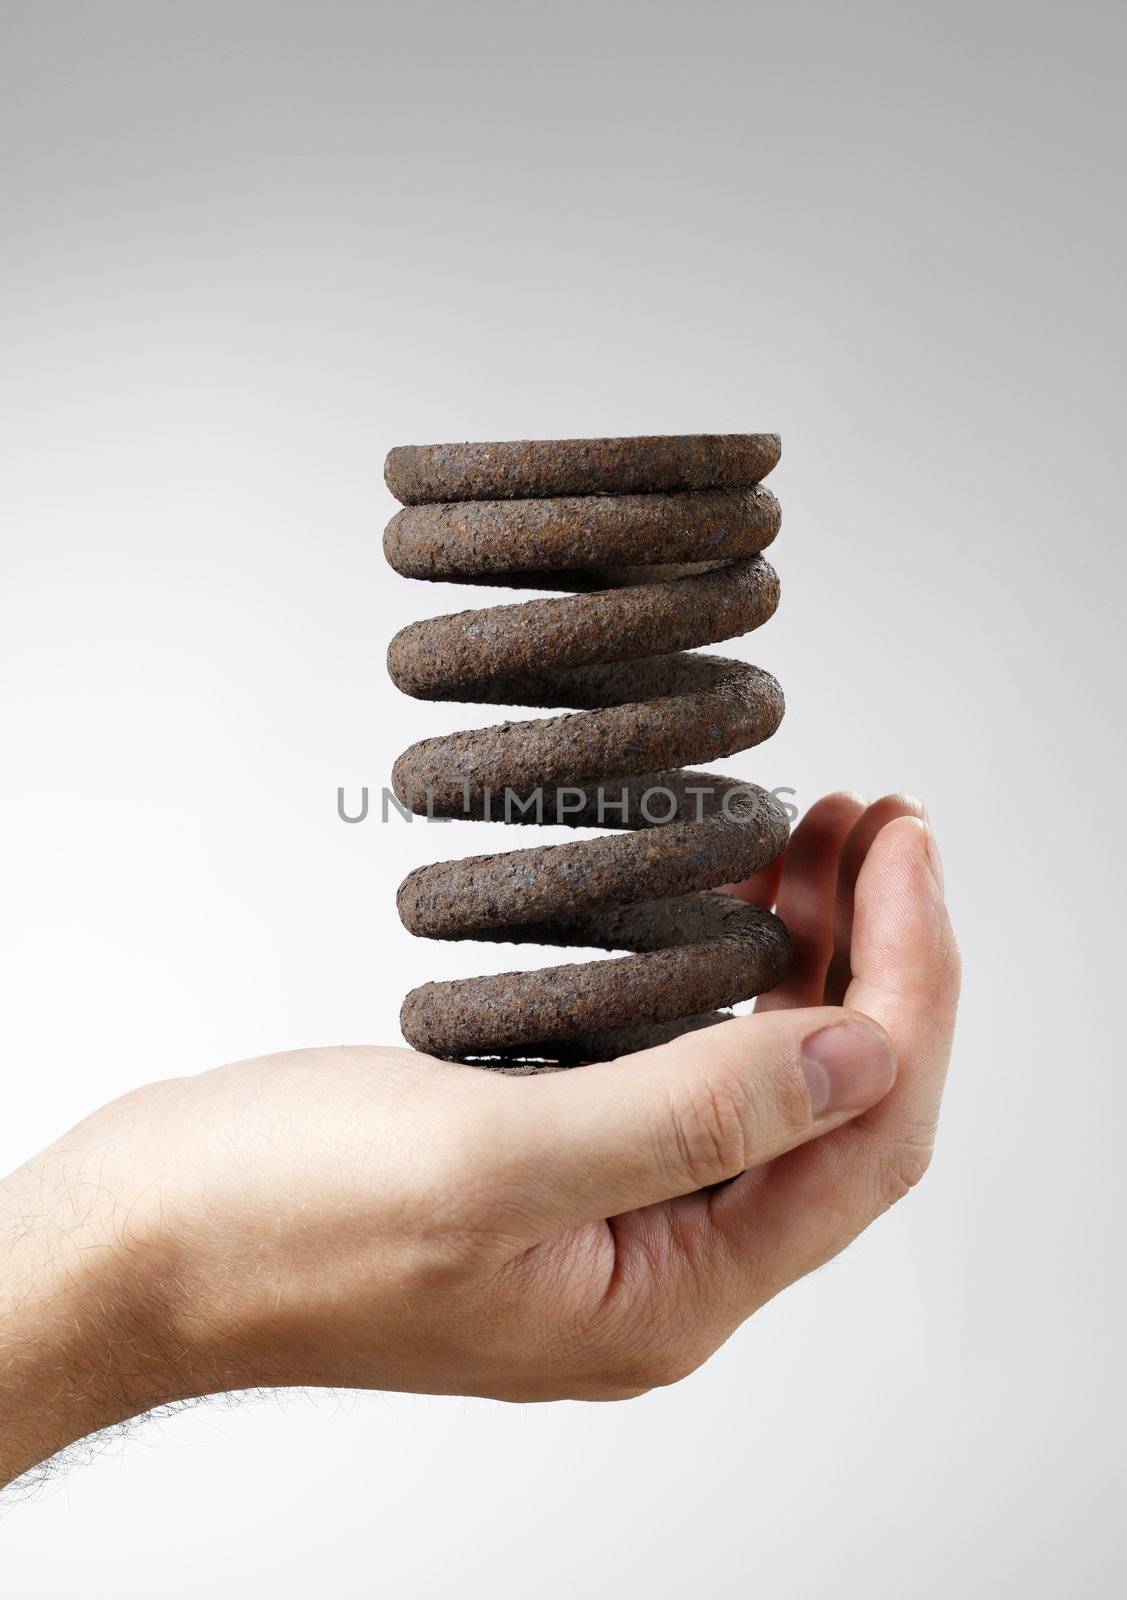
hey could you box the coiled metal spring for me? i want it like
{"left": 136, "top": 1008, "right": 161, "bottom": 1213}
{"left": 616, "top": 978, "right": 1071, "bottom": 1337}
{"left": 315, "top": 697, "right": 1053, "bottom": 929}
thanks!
{"left": 384, "top": 435, "right": 792, "bottom": 1067}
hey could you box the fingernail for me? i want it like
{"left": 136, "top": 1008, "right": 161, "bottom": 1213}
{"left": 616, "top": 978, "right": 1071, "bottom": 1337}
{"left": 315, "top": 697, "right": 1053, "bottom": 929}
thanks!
{"left": 925, "top": 827, "right": 945, "bottom": 897}
{"left": 802, "top": 1021, "right": 897, "bottom": 1117}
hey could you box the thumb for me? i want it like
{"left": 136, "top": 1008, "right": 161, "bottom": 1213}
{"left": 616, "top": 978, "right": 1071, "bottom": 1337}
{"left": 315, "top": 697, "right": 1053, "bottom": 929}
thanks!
{"left": 486, "top": 1008, "right": 898, "bottom": 1241}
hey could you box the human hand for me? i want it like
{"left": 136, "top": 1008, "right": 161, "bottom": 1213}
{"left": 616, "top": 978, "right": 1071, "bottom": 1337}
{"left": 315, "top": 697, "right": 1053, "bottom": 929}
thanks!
{"left": 0, "top": 794, "right": 958, "bottom": 1486}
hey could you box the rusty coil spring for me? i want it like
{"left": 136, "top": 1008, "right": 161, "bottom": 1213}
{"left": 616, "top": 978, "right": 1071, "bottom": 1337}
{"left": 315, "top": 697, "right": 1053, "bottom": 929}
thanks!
{"left": 384, "top": 435, "right": 793, "bottom": 1067}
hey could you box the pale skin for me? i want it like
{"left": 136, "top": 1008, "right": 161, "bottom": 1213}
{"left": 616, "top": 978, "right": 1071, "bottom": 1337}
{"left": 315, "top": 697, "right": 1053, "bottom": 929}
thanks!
{"left": 0, "top": 794, "right": 959, "bottom": 1488}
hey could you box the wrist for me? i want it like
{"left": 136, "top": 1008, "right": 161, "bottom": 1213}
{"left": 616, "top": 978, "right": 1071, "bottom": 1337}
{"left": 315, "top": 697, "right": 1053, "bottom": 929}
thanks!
{"left": 0, "top": 1149, "right": 190, "bottom": 1485}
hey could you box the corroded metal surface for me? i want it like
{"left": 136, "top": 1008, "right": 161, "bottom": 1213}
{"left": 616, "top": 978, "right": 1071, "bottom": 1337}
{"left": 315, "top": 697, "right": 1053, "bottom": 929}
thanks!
{"left": 385, "top": 435, "right": 791, "bottom": 1065}
{"left": 385, "top": 432, "right": 781, "bottom": 504}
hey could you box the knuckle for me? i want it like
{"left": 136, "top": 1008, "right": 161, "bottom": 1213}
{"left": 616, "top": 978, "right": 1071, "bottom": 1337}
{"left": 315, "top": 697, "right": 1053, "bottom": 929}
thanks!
{"left": 641, "top": 1343, "right": 707, "bottom": 1392}
{"left": 598, "top": 1338, "right": 704, "bottom": 1399}
{"left": 665, "top": 1072, "right": 755, "bottom": 1189}
{"left": 577, "top": 1297, "right": 714, "bottom": 1399}
{"left": 877, "top": 1136, "right": 934, "bottom": 1209}
{"left": 663, "top": 1053, "right": 812, "bottom": 1191}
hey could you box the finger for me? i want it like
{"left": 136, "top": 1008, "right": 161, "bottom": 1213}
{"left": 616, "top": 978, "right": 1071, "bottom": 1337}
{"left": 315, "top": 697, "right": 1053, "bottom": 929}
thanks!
{"left": 712, "top": 814, "right": 958, "bottom": 1282}
{"left": 717, "top": 849, "right": 784, "bottom": 910}
{"left": 841, "top": 815, "right": 958, "bottom": 1151}
{"left": 824, "top": 793, "right": 926, "bottom": 1004}
{"left": 480, "top": 1005, "right": 898, "bottom": 1244}
{"left": 755, "top": 792, "right": 866, "bottom": 1011}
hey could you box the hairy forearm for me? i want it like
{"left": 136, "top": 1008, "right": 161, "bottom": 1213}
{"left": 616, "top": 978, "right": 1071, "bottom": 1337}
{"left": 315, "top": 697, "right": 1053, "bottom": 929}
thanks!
{"left": 0, "top": 1153, "right": 186, "bottom": 1487}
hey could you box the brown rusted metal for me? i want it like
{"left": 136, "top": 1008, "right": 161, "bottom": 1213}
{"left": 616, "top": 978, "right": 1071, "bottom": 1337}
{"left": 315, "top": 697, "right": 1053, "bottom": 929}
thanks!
{"left": 385, "top": 435, "right": 792, "bottom": 1066}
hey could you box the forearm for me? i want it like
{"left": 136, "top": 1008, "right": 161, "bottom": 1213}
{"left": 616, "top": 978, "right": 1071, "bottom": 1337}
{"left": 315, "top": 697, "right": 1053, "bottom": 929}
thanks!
{"left": 0, "top": 1153, "right": 184, "bottom": 1487}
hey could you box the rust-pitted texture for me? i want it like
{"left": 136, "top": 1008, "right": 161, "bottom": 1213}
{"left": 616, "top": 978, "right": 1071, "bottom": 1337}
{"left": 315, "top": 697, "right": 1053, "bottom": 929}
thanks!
{"left": 385, "top": 485, "right": 780, "bottom": 581}
{"left": 385, "top": 434, "right": 791, "bottom": 1066}
{"left": 385, "top": 433, "right": 780, "bottom": 504}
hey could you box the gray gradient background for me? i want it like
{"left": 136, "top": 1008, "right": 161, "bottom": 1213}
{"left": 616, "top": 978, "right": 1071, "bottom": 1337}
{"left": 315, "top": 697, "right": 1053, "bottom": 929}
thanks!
{"left": 1, "top": 1, "right": 1123, "bottom": 1594}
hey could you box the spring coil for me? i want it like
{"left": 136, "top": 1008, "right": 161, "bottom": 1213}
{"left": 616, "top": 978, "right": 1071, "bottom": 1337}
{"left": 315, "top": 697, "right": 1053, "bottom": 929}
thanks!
{"left": 384, "top": 435, "right": 793, "bottom": 1067}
